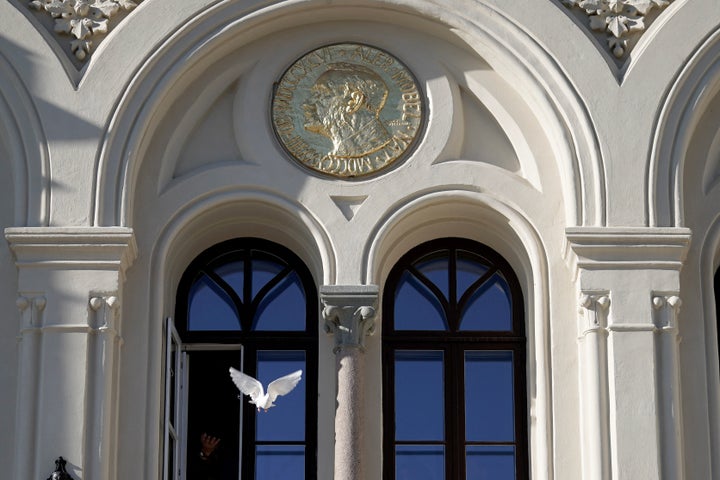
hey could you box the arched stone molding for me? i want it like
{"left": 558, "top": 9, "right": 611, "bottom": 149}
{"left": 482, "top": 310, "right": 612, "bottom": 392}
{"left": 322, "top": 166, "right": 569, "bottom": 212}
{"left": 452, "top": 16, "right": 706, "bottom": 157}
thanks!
{"left": 148, "top": 189, "right": 335, "bottom": 299}
{"left": 649, "top": 25, "right": 720, "bottom": 227}
{"left": 0, "top": 49, "right": 49, "bottom": 227}
{"left": 654, "top": 28, "right": 720, "bottom": 475}
{"left": 688, "top": 213, "right": 720, "bottom": 478}
{"left": 93, "top": 0, "right": 604, "bottom": 229}
{"left": 128, "top": 189, "right": 334, "bottom": 479}
{"left": 365, "top": 188, "right": 554, "bottom": 480}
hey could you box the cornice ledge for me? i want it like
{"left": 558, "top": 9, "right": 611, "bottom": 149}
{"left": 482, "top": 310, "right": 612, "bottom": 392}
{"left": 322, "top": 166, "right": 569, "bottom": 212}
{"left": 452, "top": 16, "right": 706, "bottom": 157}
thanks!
{"left": 5, "top": 226, "right": 137, "bottom": 272}
{"left": 564, "top": 227, "right": 691, "bottom": 272}
{"left": 320, "top": 284, "right": 379, "bottom": 302}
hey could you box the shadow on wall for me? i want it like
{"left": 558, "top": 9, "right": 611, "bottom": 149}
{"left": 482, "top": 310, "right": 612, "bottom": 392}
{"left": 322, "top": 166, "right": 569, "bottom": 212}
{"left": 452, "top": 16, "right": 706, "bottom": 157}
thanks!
{"left": 0, "top": 31, "right": 111, "bottom": 227}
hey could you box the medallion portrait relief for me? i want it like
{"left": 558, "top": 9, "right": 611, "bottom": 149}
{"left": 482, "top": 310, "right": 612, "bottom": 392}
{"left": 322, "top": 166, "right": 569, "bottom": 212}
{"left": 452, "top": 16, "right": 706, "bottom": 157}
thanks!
{"left": 272, "top": 44, "right": 425, "bottom": 178}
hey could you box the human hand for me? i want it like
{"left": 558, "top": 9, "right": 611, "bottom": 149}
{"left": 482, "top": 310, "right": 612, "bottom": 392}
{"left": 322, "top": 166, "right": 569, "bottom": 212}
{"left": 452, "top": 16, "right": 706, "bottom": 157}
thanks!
{"left": 200, "top": 432, "right": 221, "bottom": 458}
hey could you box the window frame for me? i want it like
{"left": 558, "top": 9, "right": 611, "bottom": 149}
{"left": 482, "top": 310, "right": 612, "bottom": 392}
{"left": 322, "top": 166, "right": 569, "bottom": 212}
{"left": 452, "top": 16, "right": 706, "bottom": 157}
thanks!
{"left": 382, "top": 238, "right": 528, "bottom": 479}
{"left": 172, "top": 238, "right": 318, "bottom": 480}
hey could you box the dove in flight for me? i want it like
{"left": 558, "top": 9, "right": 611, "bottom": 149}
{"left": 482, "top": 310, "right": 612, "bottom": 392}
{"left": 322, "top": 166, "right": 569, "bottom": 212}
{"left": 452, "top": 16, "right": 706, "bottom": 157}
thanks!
{"left": 229, "top": 367, "right": 302, "bottom": 412}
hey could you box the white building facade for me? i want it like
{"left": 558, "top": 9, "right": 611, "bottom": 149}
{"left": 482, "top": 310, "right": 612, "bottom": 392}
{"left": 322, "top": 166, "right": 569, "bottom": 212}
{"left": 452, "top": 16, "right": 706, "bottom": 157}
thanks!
{"left": 1, "top": 0, "right": 719, "bottom": 478}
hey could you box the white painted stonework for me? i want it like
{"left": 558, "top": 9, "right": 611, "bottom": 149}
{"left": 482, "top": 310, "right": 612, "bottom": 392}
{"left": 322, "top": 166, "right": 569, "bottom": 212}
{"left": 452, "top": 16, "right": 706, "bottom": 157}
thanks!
{"left": 1, "top": 0, "right": 720, "bottom": 478}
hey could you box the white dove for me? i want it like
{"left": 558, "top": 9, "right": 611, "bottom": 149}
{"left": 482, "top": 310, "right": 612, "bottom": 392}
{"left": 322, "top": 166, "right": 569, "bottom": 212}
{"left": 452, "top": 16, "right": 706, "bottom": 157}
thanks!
{"left": 229, "top": 367, "right": 302, "bottom": 412}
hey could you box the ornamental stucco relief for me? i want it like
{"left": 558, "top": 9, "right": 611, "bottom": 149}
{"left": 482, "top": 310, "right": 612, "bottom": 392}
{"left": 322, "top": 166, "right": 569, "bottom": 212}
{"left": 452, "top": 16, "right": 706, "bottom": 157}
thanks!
{"left": 28, "top": 0, "right": 139, "bottom": 62}
{"left": 563, "top": 0, "right": 673, "bottom": 59}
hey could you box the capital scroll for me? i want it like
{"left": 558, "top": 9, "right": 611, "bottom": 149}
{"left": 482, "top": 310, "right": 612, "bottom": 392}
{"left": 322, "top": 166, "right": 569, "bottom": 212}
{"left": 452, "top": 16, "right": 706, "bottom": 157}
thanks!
{"left": 320, "top": 285, "right": 379, "bottom": 353}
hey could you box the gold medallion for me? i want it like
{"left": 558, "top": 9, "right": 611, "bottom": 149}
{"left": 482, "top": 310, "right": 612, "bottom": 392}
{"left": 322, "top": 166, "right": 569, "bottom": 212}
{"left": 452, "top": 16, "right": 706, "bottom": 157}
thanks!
{"left": 272, "top": 44, "right": 424, "bottom": 178}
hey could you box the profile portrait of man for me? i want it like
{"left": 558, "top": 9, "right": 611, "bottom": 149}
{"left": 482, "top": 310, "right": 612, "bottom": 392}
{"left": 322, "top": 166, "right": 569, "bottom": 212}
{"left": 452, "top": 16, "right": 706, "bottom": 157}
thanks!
{"left": 303, "top": 62, "right": 392, "bottom": 158}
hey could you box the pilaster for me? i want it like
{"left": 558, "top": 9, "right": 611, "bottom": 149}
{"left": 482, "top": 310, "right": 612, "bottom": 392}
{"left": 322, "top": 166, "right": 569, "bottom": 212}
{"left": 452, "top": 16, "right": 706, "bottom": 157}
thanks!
{"left": 5, "top": 227, "right": 136, "bottom": 480}
{"left": 566, "top": 227, "right": 690, "bottom": 480}
{"left": 577, "top": 292, "right": 611, "bottom": 480}
{"left": 320, "top": 285, "right": 378, "bottom": 480}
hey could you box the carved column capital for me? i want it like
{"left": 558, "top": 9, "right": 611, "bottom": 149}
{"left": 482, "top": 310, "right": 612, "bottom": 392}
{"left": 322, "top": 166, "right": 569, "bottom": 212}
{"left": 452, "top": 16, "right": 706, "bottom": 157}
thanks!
{"left": 652, "top": 293, "right": 682, "bottom": 332}
{"left": 89, "top": 294, "right": 121, "bottom": 335}
{"left": 320, "top": 285, "right": 379, "bottom": 352}
{"left": 16, "top": 294, "right": 46, "bottom": 333}
{"left": 578, "top": 291, "right": 611, "bottom": 336}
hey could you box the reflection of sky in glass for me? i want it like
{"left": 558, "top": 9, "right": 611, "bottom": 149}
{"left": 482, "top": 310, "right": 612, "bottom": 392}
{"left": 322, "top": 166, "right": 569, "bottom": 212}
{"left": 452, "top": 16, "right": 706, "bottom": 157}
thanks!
{"left": 188, "top": 257, "right": 310, "bottom": 332}
{"left": 250, "top": 259, "right": 285, "bottom": 297}
{"left": 465, "top": 351, "right": 514, "bottom": 442}
{"left": 188, "top": 275, "right": 240, "bottom": 331}
{"left": 394, "top": 273, "right": 447, "bottom": 330}
{"left": 466, "top": 445, "right": 515, "bottom": 479}
{"left": 396, "top": 445, "right": 444, "bottom": 480}
{"left": 256, "top": 351, "right": 305, "bottom": 441}
{"left": 415, "top": 255, "right": 449, "bottom": 298}
{"left": 256, "top": 445, "right": 304, "bottom": 480}
{"left": 388, "top": 246, "right": 520, "bottom": 479}
{"left": 254, "top": 272, "right": 305, "bottom": 331}
{"left": 395, "top": 350, "right": 444, "bottom": 441}
{"left": 456, "top": 256, "right": 489, "bottom": 298}
{"left": 215, "top": 261, "right": 244, "bottom": 296}
{"left": 460, "top": 274, "right": 512, "bottom": 331}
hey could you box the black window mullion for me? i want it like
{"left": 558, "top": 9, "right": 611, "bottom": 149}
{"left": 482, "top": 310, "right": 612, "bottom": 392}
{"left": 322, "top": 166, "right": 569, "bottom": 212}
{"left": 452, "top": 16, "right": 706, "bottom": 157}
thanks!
{"left": 241, "top": 346, "right": 257, "bottom": 480}
{"left": 407, "top": 265, "right": 450, "bottom": 314}
{"left": 242, "top": 251, "right": 253, "bottom": 331}
{"left": 202, "top": 268, "right": 245, "bottom": 322}
{"left": 176, "top": 238, "right": 318, "bottom": 480}
{"left": 456, "top": 267, "right": 498, "bottom": 317}
{"left": 443, "top": 344, "right": 454, "bottom": 480}
{"left": 449, "top": 249, "right": 458, "bottom": 331}
{"left": 249, "top": 266, "right": 293, "bottom": 325}
{"left": 382, "top": 343, "right": 395, "bottom": 480}
{"left": 514, "top": 345, "right": 529, "bottom": 479}
{"left": 452, "top": 345, "right": 466, "bottom": 480}
{"left": 383, "top": 238, "right": 527, "bottom": 480}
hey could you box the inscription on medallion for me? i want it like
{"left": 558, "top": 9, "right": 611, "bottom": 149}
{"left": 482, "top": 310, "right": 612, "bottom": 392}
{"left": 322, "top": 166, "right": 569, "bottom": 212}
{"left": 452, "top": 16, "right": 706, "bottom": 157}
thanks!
{"left": 272, "top": 44, "right": 424, "bottom": 178}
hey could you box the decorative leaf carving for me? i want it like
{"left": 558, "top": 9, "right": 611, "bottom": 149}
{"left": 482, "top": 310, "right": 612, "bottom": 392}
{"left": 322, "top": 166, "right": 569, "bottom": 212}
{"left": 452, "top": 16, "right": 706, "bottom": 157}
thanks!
{"left": 564, "top": 0, "right": 673, "bottom": 58}
{"left": 28, "top": 0, "right": 140, "bottom": 61}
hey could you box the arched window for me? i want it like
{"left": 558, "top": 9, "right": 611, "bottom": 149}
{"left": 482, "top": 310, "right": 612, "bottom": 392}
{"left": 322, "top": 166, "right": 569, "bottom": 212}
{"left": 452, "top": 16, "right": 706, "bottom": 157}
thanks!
{"left": 382, "top": 238, "right": 527, "bottom": 479}
{"left": 165, "top": 238, "right": 317, "bottom": 480}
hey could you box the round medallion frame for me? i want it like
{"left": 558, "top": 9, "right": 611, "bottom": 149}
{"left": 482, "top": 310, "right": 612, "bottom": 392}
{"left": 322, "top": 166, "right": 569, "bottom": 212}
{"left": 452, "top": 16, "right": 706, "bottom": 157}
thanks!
{"left": 271, "top": 43, "right": 425, "bottom": 179}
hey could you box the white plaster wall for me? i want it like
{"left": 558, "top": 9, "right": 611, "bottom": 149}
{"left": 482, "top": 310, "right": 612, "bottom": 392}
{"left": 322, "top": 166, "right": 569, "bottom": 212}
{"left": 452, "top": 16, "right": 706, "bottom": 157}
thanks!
{"left": 1, "top": 0, "right": 720, "bottom": 479}
{"left": 116, "top": 8, "right": 577, "bottom": 478}
{"left": 677, "top": 85, "right": 720, "bottom": 480}
{"left": 0, "top": 135, "right": 18, "bottom": 477}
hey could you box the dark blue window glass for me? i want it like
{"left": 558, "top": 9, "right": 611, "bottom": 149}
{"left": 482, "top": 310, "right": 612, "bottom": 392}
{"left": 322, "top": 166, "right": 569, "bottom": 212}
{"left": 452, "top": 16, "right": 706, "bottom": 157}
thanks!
{"left": 466, "top": 446, "right": 515, "bottom": 479}
{"left": 456, "top": 256, "right": 489, "bottom": 299}
{"left": 396, "top": 446, "right": 445, "bottom": 480}
{"left": 415, "top": 255, "right": 450, "bottom": 299}
{"left": 254, "top": 272, "right": 306, "bottom": 331}
{"left": 188, "top": 275, "right": 240, "bottom": 331}
{"left": 256, "top": 445, "right": 304, "bottom": 479}
{"left": 256, "top": 351, "right": 306, "bottom": 441}
{"left": 395, "top": 351, "right": 444, "bottom": 441}
{"left": 465, "top": 351, "right": 514, "bottom": 442}
{"left": 176, "top": 239, "right": 317, "bottom": 480}
{"left": 459, "top": 274, "right": 512, "bottom": 331}
{"left": 215, "top": 260, "right": 244, "bottom": 296}
{"left": 250, "top": 259, "right": 285, "bottom": 297}
{"left": 383, "top": 239, "right": 526, "bottom": 480}
{"left": 394, "top": 271, "right": 447, "bottom": 330}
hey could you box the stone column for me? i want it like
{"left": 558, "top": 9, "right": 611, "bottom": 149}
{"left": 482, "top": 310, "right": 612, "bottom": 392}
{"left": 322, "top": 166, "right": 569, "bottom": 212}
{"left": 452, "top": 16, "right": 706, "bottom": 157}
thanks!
{"left": 320, "top": 285, "right": 378, "bottom": 480}
{"left": 566, "top": 227, "right": 690, "bottom": 480}
{"left": 577, "top": 292, "right": 611, "bottom": 480}
{"left": 6, "top": 227, "right": 136, "bottom": 480}
{"left": 652, "top": 294, "right": 684, "bottom": 480}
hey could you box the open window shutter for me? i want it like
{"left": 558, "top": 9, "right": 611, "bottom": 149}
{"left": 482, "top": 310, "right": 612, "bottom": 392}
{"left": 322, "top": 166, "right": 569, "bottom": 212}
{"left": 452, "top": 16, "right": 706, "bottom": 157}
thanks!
{"left": 163, "top": 317, "right": 187, "bottom": 480}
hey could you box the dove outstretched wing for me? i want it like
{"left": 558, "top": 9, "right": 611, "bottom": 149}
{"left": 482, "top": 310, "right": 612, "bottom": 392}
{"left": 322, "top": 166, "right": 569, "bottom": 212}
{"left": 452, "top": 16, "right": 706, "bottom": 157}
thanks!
{"left": 229, "top": 367, "right": 264, "bottom": 403}
{"left": 267, "top": 369, "right": 303, "bottom": 403}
